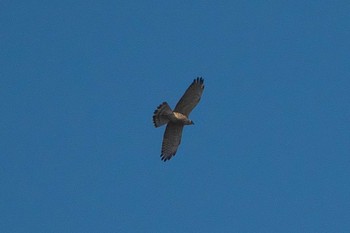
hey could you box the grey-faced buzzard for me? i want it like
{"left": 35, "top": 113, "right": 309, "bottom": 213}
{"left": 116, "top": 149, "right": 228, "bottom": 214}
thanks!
{"left": 153, "top": 77, "right": 205, "bottom": 161}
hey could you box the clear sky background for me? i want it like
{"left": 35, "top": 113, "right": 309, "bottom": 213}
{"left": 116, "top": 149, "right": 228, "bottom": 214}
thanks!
{"left": 1, "top": 1, "right": 350, "bottom": 232}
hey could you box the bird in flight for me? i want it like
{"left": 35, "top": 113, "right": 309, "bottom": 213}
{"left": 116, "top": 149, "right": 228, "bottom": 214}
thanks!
{"left": 153, "top": 77, "right": 205, "bottom": 161}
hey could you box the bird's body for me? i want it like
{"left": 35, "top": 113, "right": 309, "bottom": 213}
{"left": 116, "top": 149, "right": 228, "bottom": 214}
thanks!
{"left": 171, "top": 112, "right": 193, "bottom": 125}
{"left": 153, "top": 77, "right": 204, "bottom": 161}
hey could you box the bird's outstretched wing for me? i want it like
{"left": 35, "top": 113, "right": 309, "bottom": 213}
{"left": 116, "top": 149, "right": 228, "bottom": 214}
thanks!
{"left": 161, "top": 122, "right": 184, "bottom": 161}
{"left": 174, "top": 77, "right": 204, "bottom": 117}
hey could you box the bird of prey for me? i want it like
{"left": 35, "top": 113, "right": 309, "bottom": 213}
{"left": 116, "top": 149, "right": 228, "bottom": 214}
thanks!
{"left": 153, "top": 77, "right": 205, "bottom": 161}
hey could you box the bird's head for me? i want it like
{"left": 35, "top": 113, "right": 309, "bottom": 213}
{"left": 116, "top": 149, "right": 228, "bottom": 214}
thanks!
{"left": 184, "top": 119, "right": 194, "bottom": 125}
{"left": 190, "top": 120, "right": 194, "bottom": 125}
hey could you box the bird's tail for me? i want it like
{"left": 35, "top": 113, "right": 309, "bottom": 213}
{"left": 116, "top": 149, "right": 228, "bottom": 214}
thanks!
{"left": 153, "top": 102, "right": 173, "bottom": 127}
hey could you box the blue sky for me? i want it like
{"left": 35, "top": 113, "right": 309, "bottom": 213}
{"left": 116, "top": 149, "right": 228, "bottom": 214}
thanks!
{"left": 1, "top": 1, "right": 350, "bottom": 232}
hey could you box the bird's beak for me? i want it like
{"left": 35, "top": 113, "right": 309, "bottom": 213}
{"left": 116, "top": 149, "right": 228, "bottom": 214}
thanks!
{"left": 192, "top": 121, "right": 195, "bottom": 125}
